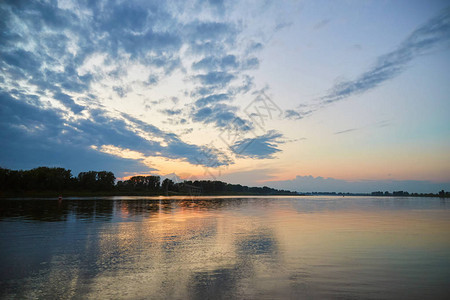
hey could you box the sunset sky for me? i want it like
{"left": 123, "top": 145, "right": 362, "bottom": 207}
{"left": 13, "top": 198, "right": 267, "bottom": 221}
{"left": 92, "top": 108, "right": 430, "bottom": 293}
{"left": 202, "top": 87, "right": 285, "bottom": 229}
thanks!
{"left": 1, "top": 0, "right": 449, "bottom": 192}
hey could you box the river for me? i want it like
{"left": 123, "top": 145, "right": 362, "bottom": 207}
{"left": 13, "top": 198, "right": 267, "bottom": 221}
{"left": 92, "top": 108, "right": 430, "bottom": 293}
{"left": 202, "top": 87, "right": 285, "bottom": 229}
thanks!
{"left": 1, "top": 196, "right": 449, "bottom": 299}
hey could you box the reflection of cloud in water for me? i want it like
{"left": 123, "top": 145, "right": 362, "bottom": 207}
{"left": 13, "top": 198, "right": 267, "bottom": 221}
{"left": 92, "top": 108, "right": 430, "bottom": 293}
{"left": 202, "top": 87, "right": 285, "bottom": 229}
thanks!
{"left": 189, "top": 268, "right": 240, "bottom": 299}
{"left": 188, "top": 229, "right": 280, "bottom": 299}
{"left": 236, "top": 233, "right": 277, "bottom": 256}
{"left": 76, "top": 199, "right": 284, "bottom": 299}
{"left": 73, "top": 200, "right": 238, "bottom": 298}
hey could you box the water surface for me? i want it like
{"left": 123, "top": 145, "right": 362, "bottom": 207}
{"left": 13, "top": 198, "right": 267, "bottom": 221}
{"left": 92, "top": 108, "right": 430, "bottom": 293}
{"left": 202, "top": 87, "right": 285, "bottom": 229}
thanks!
{"left": 1, "top": 196, "right": 449, "bottom": 299}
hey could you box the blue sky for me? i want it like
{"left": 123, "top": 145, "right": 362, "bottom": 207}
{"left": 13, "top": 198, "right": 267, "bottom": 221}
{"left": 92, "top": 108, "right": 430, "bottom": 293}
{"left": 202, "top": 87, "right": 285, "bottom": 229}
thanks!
{"left": 1, "top": 0, "right": 449, "bottom": 192}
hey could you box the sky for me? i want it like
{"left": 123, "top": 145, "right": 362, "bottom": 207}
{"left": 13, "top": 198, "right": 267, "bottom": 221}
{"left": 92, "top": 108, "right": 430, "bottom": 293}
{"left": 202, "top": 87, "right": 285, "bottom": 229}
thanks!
{"left": 1, "top": 0, "right": 449, "bottom": 193}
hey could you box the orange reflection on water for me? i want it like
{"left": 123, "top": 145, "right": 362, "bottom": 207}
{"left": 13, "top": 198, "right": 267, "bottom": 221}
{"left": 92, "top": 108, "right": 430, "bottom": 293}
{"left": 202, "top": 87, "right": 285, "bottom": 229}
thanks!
{"left": 4, "top": 197, "right": 449, "bottom": 299}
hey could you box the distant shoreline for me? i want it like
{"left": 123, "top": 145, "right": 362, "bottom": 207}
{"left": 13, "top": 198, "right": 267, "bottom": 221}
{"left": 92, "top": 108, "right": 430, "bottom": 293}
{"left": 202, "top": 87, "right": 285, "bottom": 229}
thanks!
{"left": 1, "top": 167, "right": 448, "bottom": 198}
{"left": 0, "top": 190, "right": 299, "bottom": 199}
{"left": 1, "top": 191, "right": 448, "bottom": 199}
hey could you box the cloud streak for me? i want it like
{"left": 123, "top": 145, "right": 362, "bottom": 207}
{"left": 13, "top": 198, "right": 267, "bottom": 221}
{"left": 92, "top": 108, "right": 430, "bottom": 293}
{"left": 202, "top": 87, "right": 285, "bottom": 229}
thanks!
{"left": 288, "top": 7, "right": 450, "bottom": 120}
{"left": 321, "top": 7, "right": 450, "bottom": 104}
{"left": 233, "top": 130, "right": 284, "bottom": 159}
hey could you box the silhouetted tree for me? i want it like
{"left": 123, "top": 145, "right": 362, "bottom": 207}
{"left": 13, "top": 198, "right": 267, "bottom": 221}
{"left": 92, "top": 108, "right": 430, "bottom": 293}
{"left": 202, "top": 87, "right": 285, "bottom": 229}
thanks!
{"left": 117, "top": 175, "right": 160, "bottom": 193}
{"left": 78, "top": 171, "right": 98, "bottom": 191}
{"left": 97, "top": 171, "right": 115, "bottom": 191}
{"left": 0, "top": 166, "right": 299, "bottom": 196}
{"left": 77, "top": 171, "right": 115, "bottom": 191}
{"left": 161, "top": 178, "right": 174, "bottom": 195}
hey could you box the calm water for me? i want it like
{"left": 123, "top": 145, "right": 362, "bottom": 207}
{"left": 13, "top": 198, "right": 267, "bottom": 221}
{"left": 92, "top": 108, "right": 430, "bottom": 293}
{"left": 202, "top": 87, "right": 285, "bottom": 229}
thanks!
{"left": 0, "top": 196, "right": 449, "bottom": 299}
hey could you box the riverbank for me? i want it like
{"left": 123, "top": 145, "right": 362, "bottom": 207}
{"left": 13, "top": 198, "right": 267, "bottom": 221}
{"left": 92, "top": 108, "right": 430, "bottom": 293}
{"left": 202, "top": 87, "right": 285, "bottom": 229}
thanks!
{"left": 0, "top": 190, "right": 301, "bottom": 198}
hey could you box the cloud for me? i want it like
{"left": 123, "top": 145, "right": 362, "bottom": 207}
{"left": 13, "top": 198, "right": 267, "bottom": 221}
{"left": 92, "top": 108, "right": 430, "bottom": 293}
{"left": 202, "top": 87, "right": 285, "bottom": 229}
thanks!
{"left": 192, "top": 104, "right": 239, "bottom": 128}
{"left": 189, "top": 102, "right": 253, "bottom": 136}
{"left": 113, "top": 86, "right": 128, "bottom": 98}
{"left": 186, "top": 21, "right": 236, "bottom": 42}
{"left": 334, "top": 128, "right": 358, "bottom": 135}
{"left": 313, "top": 18, "right": 331, "bottom": 31}
{"left": 192, "top": 55, "right": 239, "bottom": 71}
{"left": 320, "top": 7, "right": 450, "bottom": 104}
{"left": 333, "top": 120, "right": 391, "bottom": 135}
{"left": 2, "top": 49, "right": 42, "bottom": 71}
{"left": 0, "top": 90, "right": 233, "bottom": 176}
{"left": 288, "top": 8, "right": 450, "bottom": 121}
{"left": 246, "top": 41, "right": 263, "bottom": 53}
{"left": 192, "top": 57, "right": 218, "bottom": 71}
{"left": 274, "top": 21, "right": 292, "bottom": 31}
{"left": 160, "top": 109, "right": 182, "bottom": 116}
{"left": 191, "top": 54, "right": 257, "bottom": 72}
{"left": 221, "top": 55, "right": 239, "bottom": 69}
{"left": 0, "top": 0, "right": 286, "bottom": 174}
{"left": 53, "top": 92, "right": 84, "bottom": 113}
{"left": 230, "top": 75, "right": 254, "bottom": 94}
{"left": 195, "top": 71, "right": 235, "bottom": 87}
{"left": 233, "top": 130, "right": 284, "bottom": 159}
{"left": 241, "top": 57, "right": 259, "bottom": 70}
{"left": 0, "top": 91, "right": 150, "bottom": 176}
{"left": 0, "top": 0, "right": 183, "bottom": 96}
{"left": 284, "top": 110, "right": 300, "bottom": 119}
{"left": 118, "top": 112, "right": 232, "bottom": 167}
{"left": 265, "top": 175, "right": 450, "bottom": 193}
{"left": 195, "top": 94, "right": 229, "bottom": 107}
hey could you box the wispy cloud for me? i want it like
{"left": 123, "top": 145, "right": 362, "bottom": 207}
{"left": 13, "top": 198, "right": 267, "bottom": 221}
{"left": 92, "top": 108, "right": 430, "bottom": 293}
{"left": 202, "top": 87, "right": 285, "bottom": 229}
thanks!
{"left": 284, "top": 109, "right": 313, "bottom": 120}
{"left": 313, "top": 18, "right": 331, "bottom": 31}
{"left": 334, "top": 128, "right": 358, "bottom": 135}
{"left": 322, "top": 7, "right": 450, "bottom": 104}
{"left": 233, "top": 130, "right": 284, "bottom": 159}
{"left": 160, "top": 109, "right": 183, "bottom": 116}
{"left": 290, "top": 7, "right": 450, "bottom": 119}
{"left": 194, "top": 72, "right": 235, "bottom": 87}
{"left": 195, "top": 94, "right": 230, "bottom": 107}
{"left": 334, "top": 120, "right": 391, "bottom": 135}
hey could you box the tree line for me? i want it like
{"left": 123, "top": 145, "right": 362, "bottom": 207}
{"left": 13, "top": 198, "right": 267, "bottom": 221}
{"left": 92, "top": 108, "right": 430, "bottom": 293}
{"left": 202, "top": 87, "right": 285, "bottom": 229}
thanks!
{"left": 0, "top": 167, "right": 115, "bottom": 192}
{"left": 371, "top": 190, "right": 450, "bottom": 198}
{"left": 0, "top": 166, "right": 298, "bottom": 196}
